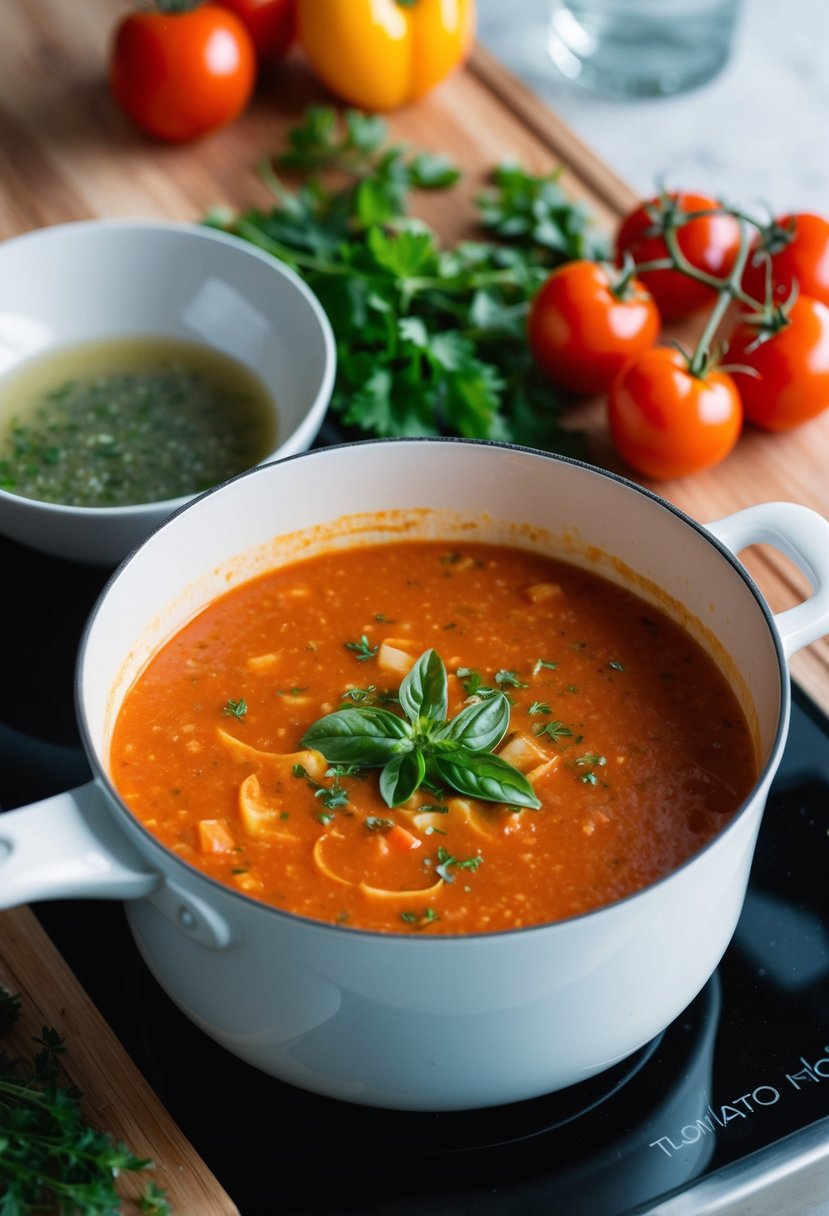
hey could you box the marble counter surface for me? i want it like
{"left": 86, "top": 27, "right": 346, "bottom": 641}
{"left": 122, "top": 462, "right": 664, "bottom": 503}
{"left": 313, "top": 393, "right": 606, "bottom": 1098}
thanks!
{"left": 476, "top": 0, "right": 829, "bottom": 215}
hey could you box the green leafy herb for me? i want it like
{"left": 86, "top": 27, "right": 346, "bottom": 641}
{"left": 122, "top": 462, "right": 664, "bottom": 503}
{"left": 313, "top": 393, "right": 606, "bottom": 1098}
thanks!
{"left": 435, "top": 847, "right": 484, "bottom": 883}
{"left": 341, "top": 685, "right": 399, "bottom": 706}
{"left": 400, "top": 907, "right": 441, "bottom": 928}
{"left": 455, "top": 666, "right": 499, "bottom": 701}
{"left": 293, "top": 762, "right": 351, "bottom": 817}
{"left": 223, "top": 697, "right": 248, "bottom": 720}
{"left": 577, "top": 752, "right": 607, "bottom": 784}
{"left": 532, "top": 658, "right": 559, "bottom": 674}
{"left": 365, "top": 816, "right": 396, "bottom": 832}
{"left": 315, "top": 781, "right": 349, "bottom": 811}
{"left": 204, "top": 105, "right": 605, "bottom": 451}
{"left": 495, "top": 669, "right": 529, "bottom": 689}
{"left": 533, "top": 720, "right": 574, "bottom": 742}
{"left": 301, "top": 648, "right": 541, "bottom": 810}
{"left": 0, "top": 987, "right": 170, "bottom": 1215}
{"left": 345, "top": 635, "right": 379, "bottom": 662}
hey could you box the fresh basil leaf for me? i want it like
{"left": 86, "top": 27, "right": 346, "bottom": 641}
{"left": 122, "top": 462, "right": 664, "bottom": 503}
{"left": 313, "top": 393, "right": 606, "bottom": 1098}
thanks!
{"left": 434, "top": 692, "right": 510, "bottom": 752}
{"left": 301, "top": 706, "right": 410, "bottom": 766}
{"left": 399, "top": 649, "right": 448, "bottom": 725}
{"left": 431, "top": 750, "right": 541, "bottom": 809}
{"left": 379, "top": 748, "right": 426, "bottom": 807}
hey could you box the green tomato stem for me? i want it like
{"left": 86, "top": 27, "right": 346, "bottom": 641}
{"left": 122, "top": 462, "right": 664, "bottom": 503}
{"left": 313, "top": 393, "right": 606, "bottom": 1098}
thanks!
{"left": 687, "top": 216, "right": 753, "bottom": 378}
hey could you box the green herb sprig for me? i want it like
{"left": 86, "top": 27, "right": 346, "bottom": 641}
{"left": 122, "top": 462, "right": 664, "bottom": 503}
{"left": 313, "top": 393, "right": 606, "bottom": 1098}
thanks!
{"left": 204, "top": 105, "right": 606, "bottom": 452}
{"left": 301, "top": 649, "right": 540, "bottom": 810}
{"left": 0, "top": 987, "right": 170, "bottom": 1215}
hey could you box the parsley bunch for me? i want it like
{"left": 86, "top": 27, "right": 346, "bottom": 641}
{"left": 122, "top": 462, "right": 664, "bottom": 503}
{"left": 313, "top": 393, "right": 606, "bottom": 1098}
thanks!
{"left": 0, "top": 987, "right": 169, "bottom": 1216}
{"left": 301, "top": 648, "right": 540, "bottom": 809}
{"left": 206, "top": 106, "right": 606, "bottom": 451}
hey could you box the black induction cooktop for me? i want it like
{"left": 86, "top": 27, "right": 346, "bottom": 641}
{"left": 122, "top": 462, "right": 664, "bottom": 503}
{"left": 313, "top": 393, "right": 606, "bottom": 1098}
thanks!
{"left": 1, "top": 524, "right": 828, "bottom": 1216}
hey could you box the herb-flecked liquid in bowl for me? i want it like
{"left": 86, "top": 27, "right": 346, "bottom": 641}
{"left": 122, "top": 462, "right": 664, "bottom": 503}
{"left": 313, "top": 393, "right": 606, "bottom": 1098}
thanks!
{"left": 0, "top": 335, "right": 277, "bottom": 508}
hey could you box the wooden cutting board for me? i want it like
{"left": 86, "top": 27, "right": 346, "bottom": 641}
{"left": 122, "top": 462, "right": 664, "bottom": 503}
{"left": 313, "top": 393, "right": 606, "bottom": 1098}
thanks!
{"left": 0, "top": 903, "right": 239, "bottom": 1214}
{"left": 2, "top": 2, "right": 829, "bottom": 1211}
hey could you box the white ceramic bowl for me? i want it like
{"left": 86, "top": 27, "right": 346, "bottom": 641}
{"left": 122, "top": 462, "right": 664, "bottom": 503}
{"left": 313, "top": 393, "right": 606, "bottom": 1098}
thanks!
{"left": 2, "top": 439, "right": 829, "bottom": 1111}
{"left": 0, "top": 218, "right": 336, "bottom": 566}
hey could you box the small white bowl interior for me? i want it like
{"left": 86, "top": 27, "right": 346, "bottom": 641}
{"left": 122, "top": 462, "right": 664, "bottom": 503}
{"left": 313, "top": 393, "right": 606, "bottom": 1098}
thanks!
{"left": 0, "top": 218, "right": 336, "bottom": 566}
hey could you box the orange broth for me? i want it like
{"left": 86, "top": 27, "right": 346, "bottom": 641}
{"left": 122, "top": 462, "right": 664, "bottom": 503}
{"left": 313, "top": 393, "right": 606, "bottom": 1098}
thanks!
{"left": 109, "top": 539, "right": 758, "bottom": 934}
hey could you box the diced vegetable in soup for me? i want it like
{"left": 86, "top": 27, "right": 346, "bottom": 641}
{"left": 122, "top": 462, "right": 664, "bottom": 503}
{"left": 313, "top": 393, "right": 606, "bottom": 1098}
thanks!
{"left": 109, "top": 540, "right": 758, "bottom": 934}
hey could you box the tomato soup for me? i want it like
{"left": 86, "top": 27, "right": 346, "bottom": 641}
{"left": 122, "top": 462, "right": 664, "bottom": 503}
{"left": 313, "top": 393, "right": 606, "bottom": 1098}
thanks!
{"left": 109, "top": 540, "right": 758, "bottom": 934}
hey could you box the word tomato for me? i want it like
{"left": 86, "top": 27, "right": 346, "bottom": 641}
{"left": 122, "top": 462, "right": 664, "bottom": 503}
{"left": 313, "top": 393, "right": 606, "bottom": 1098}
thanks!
{"left": 109, "top": 3, "right": 256, "bottom": 143}
{"left": 527, "top": 260, "right": 659, "bottom": 395}
{"left": 615, "top": 192, "right": 741, "bottom": 322}
{"left": 742, "top": 213, "right": 829, "bottom": 310}
{"left": 608, "top": 346, "right": 742, "bottom": 480}
{"left": 726, "top": 296, "right": 829, "bottom": 431}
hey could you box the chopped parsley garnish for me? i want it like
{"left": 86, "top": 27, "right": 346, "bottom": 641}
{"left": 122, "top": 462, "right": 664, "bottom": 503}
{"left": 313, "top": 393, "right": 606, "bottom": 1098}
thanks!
{"left": 345, "top": 634, "right": 379, "bottom": 662}
{"left": 315, "top": 781, "right": 349, "bottom": 810}
{"left": 223, "top": 697, "right": 248, "bottom": 720}
{"left": 456, "top": 666, "right": 498, "bottom": 700}
{"left": 495, "top": 669, "right": 529, "bottom": 689}
{"left": 341, "top": 684, "right": 399, "bottom": 706}
{"left": 533, "top": 658, "right": 558, "bottom": 674}
{"left": 401, "top": 907, "right": 441, "bottom": 928}
{"left": 435, "top": 847, "right": 484, "bottom": 883}
{"left": 293, "top": 763, "right": 350, "bottom": 816}
{"left": 577, "top": 752, "right": 607, "bottom": 785}
{"left": 532, "top": 720, "right": 574, "bottom": 742}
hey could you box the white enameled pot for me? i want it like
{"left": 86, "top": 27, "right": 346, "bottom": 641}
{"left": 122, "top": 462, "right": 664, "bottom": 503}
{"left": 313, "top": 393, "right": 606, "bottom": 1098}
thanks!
{"left": 2, "top": 439, "right": 829, "bottom": 1112}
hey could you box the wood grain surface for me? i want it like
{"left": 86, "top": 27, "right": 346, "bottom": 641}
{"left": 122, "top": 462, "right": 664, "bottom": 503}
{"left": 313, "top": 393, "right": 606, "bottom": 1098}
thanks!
{"left": 0, "top": 903, "right": 239, "bottom": 1214}
{"left": 2, "top": 2, "right": 829, "bottom": 1211}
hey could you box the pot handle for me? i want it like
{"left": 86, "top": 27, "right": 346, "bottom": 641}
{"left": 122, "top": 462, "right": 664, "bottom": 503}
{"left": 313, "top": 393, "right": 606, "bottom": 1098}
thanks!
{"left": 706, "top": 501, "right": 829, "bottom": 659}
{"left": 0, "top": 781, "right": 159, "bottom": 910}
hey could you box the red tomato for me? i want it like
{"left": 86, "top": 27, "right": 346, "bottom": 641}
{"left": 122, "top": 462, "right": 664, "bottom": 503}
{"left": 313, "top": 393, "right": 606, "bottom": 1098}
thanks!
{"left": 527, "top": 260, "right": 660, "bottom": 395}
{"left": 742, "top": 213, "right": 829, "bottom": 310}
{"left": 726, "top": 295, "right": 829, "bottom": 431}
{"left": 608, "top": 346, "right": 742, "bottom": 479}
{"left": 108, "top": 5, "right": 256, "bottom": 143}
{"left": 215, "top": 0, "right": 296, "bottom": 61}
{"left": 616, "top": 192, "right": 742, "bottom": 322}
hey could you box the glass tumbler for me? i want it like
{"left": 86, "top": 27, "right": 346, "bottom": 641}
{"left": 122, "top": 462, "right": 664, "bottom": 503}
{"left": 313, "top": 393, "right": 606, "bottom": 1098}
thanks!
{"left": 548, "top": 0, "right": 743, "bottom": 98}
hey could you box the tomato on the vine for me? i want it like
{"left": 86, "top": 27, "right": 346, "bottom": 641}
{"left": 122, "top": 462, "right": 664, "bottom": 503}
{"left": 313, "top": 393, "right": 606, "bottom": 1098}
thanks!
{"left": 216, "top": 0, "right": 296, "bottom": 62}
{"left": 527, "top": 260, "right": 660, "bottom": 395}
{"left": 108, "top": 3, "right": 256, "bottom": 143}
{"left": 726, "top": 295, "right": 829, "bottom": 431}
{"left": 607, "top": 346, "right": 742, "bottom": 479}
{"left": 742, "top": 213, "right": 829, "bottom": 310}
{"left": 615, "top": 192, "right": 742, "bottom": 322}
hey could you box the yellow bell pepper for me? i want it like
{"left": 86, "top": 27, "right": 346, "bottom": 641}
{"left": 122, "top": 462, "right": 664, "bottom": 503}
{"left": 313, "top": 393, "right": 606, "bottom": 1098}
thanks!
{"left": 296, "top": 0, "right": 476, "bottom": 112}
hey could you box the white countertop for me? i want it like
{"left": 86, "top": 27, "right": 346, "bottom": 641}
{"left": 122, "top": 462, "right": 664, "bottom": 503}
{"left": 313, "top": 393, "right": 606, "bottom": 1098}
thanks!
{"left": 476, "top": 0, "right": 829, "bottom": 216}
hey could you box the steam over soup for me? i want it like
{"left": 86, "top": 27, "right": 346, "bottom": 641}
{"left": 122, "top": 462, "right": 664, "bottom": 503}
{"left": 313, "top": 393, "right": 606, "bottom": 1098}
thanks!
{"left": 110, "top": 539, "right": 758, "bottom": 934}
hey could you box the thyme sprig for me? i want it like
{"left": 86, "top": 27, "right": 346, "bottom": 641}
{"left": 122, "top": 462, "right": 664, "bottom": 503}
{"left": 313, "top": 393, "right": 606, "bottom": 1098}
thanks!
{"left": 0, "top": 986, "right": 170, "bottom": 1215}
